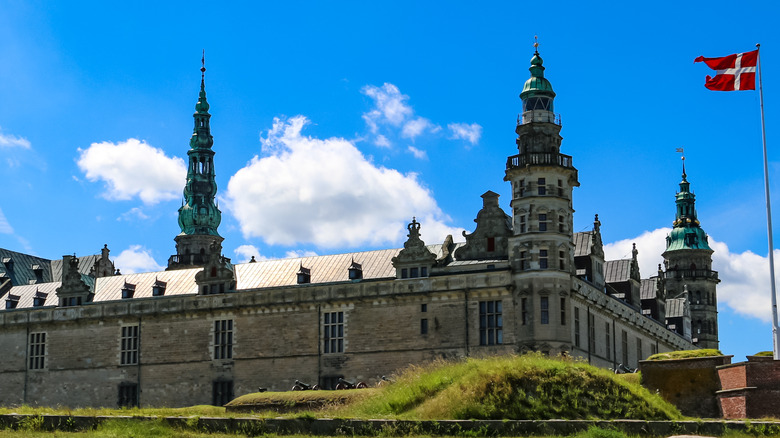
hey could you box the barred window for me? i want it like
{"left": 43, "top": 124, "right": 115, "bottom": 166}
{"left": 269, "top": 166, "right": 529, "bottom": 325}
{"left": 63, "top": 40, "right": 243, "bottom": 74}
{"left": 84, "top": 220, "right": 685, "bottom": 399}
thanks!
{"left": 324, "top": 311, "right": 344, "bottom": 353}
{"left": 540, "top": 297, "right": 549, "bottom": 324}
{"left": 120, "top": 325, "right": 139, "bottom": 365}
{"left": 560, "top": 297, "right": 566, "bottom": 325}
{"left": 213, "top": 319, "right": 233, "bottom": 360}
{"left": 29, "top": 332, "right": 46, "bottom": 370}
{"left": 212, "top": 380, "right": 234, "bottom": 407}
{"left": 118, "top": 383, "right": 138, "bottom": 408}
{"left": 479, "top": 300, "right": 503, "bottom": 345}
{"left": 537, "top": 178, "right": 546, "bottom": 195}
{"left": 521, "top": 298, "right": 528, "bottom": 325}
{"left": 574, "top": 307, "right": 580, "bottom": 347}
{"left": 539, "top": 214, "right": 548, "bottom": 231}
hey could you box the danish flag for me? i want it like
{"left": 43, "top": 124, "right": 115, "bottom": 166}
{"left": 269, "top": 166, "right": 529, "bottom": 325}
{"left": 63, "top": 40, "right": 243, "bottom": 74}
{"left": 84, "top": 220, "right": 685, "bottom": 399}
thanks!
{"left": 694, "top": 50, "right": 758, "bottom": 91}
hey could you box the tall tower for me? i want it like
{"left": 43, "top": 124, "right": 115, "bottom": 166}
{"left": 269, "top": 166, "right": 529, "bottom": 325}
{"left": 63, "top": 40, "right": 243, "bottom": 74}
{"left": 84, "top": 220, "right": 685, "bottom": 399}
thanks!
{"left": 168, "top": 58, "right": 224, "bottom": 270}
{"left": 662, "top": 163, "right": 719, "bottom": 349}
{"left": 504, "top": 48, "right": 579, "bottom": 353}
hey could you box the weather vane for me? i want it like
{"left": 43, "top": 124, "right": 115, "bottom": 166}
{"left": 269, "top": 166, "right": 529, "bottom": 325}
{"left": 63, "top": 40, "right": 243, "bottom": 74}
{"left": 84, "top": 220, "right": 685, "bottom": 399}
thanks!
{"left": 533, "top": 35, "right": 539, "bottom": 53}
{"left": 676, "top": 147, "right": 685, "bottom": 161}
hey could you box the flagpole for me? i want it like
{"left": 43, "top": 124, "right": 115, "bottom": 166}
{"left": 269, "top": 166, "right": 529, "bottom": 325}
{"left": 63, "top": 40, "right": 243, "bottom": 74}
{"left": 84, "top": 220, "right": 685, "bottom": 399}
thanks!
{"left": 756, "top": 44, "right": 780, "bottom": 360}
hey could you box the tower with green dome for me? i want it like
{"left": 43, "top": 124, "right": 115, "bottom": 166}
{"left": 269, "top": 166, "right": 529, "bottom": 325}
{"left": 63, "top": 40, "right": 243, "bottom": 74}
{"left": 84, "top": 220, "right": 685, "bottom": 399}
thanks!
{"left": 662, "top": 163, "right": 720, "bottom": 349}
{"left": 167, "top": 60, "right": 226, "bottom": 271}
{"left": 504, "top": 46, "right": 580, "bottom": 354}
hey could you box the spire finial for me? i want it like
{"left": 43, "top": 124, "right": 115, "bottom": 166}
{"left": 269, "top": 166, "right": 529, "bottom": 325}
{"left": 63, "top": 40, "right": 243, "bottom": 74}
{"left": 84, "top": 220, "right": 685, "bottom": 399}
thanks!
{"left": 533, "top": 35, "right": 539, "bottom": 54}
{"left": 201, "top": 50, "right": 206, "bottom": 79}
{"left": 676, "top": 147, "right": 687, "bottom": 180}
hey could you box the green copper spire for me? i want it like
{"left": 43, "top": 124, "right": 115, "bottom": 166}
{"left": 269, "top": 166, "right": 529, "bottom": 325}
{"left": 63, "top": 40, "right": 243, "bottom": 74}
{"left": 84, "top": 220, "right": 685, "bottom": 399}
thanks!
{"left": 177, "top": 55, "right": 222, "bottom": 237}
{"left": 520, "top": 39, "right": 556, "bottom": 112}
{"left": 665, "top": 163, "right": 712, "bottom": 251}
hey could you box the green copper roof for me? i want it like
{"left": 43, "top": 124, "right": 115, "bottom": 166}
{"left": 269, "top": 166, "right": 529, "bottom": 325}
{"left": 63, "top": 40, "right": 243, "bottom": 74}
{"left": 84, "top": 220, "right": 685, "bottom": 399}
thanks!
{"left": 177, "top": 65, "right": 222, "bottom": 237}
{"left": 520, "top": 51, "right": 556, "bottom": 101}
{"left": 665, "top": 168, "right": 712, "bottom": 252}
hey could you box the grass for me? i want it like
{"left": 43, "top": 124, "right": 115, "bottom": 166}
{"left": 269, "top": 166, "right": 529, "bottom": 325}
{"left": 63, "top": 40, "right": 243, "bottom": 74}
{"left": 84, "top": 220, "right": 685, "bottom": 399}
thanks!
{"left": 0, "top": 405, "right": 227, "bottom": 418}
{"left": 753, "top": 351, "right": 773, "bottom": 357}
{"left": 645, "top": 348, "right": 723, "bottom": 361}
{"left": 227, "top": 388, "right": 375, "bottom": 413}
{"left": 332, "top": 353, "right": 681, "bottom": 420}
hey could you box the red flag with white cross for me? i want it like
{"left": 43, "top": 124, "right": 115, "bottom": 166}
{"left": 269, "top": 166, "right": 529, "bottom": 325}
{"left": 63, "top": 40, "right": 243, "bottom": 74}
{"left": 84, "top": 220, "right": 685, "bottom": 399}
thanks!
{"left": 694, "top": 50, "right": 758, "bottom": 91}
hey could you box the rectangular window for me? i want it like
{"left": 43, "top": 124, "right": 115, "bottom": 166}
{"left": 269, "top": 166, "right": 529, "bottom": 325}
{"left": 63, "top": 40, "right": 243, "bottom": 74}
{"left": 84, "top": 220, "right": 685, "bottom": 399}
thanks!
{"left": 557, "top": 179, "right": 563, "bottom": 196}
{"left": 539, "top": 214, "right": 547, "bottom": 231}
{"left": 519, "top": 179, "right": 525, "bottom": 197}
{"left": 540, "top": 297, "right": 549, "bottom": 324}
{"left": 574, "top": 307, "right": 580, "bottom": 347}
{"left": 559, "top": 250, "right": 565, "bottom": 270}
{"left": 421, "top": 266, "right": 428, "bottom": 277}
{"left": 401, "top": 268, "right": 408, "bottom": 279}
{"left": 651, "top": 343, "right": 658, "bottom": 356}
{"left": 539, "top": 250, "right": 548, "bottom": 269}
{"left": 118, "top": 383, "right": 138, "bottom": 408}
{"left": 420, "top": 318, "right": 428, "bottom": 335}
{"left": 213, "top": 319, "right": 233, "bottom": 360}
{"left": 421, "top": 303, "right": 427, "bottom": 312}
{"left": 479, "top": 300, "right": 503, "bottom": 345}
{"left": 560, "top": 297, "right": 566, "bottom": 325}
{"left": 212, "top": 380, "right": 234, "bottom": 407}
{"left": 605, "top": 322, "right": 612, "bottom": 360}
{"left": 588, "top": 313, "right": 595, "bottom": 352}
{"left": 410, "top": 267, "right": 419, "bottom": 278}
{"left": 622, "top": 330, "right": 629, "bottom": 366}
{"left": 521, "top": 298, "right": 528, "bottom": 325}
{"left": 28, "top": 332, "right": 46, "bottom": 370}
{"left": 538, "top": 178, "right": 546, "bottom": 195}
{"left": 120, "top": 325, "right": 139, "bottom": 366}
{"left": 520, "top": 215, "right": 526, "bottom": 233}
{"left": 637, "top": 338, "right": 643, "bottom": 363}
{"left": 324, "top": 311, "right": 344, "bottom": 353}
{"left": 487, "top": 237, "right": 495, "bottom": 252}
{"left": 558, "top": 215, "right": 564, "bottom": 233}
{"left": 520, "top": 251, "right": 528, "bottom": 270}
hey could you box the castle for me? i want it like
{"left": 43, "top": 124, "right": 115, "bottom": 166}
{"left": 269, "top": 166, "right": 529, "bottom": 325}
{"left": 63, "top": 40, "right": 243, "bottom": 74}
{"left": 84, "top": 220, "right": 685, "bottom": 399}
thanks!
{"left": 0, "top": 50, "right": 718, "bottom": 408}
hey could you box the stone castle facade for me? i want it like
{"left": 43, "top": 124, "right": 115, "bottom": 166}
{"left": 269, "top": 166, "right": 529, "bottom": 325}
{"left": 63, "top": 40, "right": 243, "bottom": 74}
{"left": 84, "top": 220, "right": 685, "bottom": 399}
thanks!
{"left": 0, "top": 51, "right": 718, "bottom": 408}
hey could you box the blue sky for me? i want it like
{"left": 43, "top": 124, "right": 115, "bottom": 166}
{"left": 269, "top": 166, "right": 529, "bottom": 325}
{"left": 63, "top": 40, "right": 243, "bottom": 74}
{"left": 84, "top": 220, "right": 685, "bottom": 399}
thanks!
{"left": 0, "top": 1, "right": 778, "bottom": 361}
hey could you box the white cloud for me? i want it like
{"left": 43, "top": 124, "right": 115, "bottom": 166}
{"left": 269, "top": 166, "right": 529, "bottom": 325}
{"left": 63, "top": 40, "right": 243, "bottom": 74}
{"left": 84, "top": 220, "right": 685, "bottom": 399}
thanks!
{"left": 605, "top": 228, "right": 780, "bottom": 323}
{"left": 0, "top": 128, "right": 31, "bottom": 149}
{"left": 448, "top": 123, "right": 483, "bottom": 146}
{"left": 225, "top": 116, "right": 462, "bottom": 248}
{"left": 374, "top": 134, "right": 391, "bottom": 148}
{"left": 286, "top": 250, "right": 319, "bottom": 259}
{"left": 407, "top": 146, "right": 428, "bottom": 160}
{"left": 361, "top": 83, "right": 413, "bottom": 131}
{"left": 118, "top": 207, "right": 149, "bottom": 221}
{"left": 0, "top": 208, "right": 14, "bottom": 234}
{"left": 402, "top": 117, "right": 439, "bottom": 140}
{"left": 115, "top": 245, "right": 163, "bottom": 274}
{"left": 234, "top": 244, "right": 264, "bottom": 263}
{"left": 77, "top": 138, "right": 187, "bottom": 205}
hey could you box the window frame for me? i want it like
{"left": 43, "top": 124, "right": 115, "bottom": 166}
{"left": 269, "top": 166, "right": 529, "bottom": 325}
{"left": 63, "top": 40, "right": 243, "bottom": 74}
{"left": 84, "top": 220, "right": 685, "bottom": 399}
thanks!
{"left": 28, "top": 332, "right": 47, "bottom": 370}
{"left": 120, "top": 325, "right": 140, "bottom": 366}
{"left": 213, "top": 319, "right": 234, "bottom": 360}
{"left": 324, "top": 311, "right": 345, "bottom": 354}
{"left": 479, "top": 300, "right": 503, "bottom": 345}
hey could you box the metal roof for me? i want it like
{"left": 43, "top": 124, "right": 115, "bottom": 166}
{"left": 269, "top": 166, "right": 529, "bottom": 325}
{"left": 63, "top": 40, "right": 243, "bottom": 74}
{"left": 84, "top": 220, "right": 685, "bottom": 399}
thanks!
{"left": 573, "top": 232, "right": 592, "bottom": 257}
{"left": 640, "top": 277, "right": 659, "bottom": 300}
{"left": 0, "top": 248, "right": 101, "bottom": 290}
{"left": 666, "top": 298, "right": 687, "bottom": 318}
{"left": 93, "top": 268, "right": 201, "bottom": 301}
{"left": 604, "top": 259, "right": 631, "bottom": 283}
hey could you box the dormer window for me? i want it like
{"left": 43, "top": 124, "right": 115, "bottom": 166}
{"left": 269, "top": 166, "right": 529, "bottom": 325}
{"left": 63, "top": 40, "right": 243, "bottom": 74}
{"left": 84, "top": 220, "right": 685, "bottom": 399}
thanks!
{"left": 297, "top": 265, "right": 311, "bottom": 284}
{"left": 2, "top": 257, "right": 13, "bottom": 271}
{"left": 33, "top": 291, "right": 48, "bottom": 307}
{"left": 121, "top": 282, "right": 136, "bottom": 300}
{"left": 152, "top": 279, "right": 167, "bottom": 297}
{"left": 5, "top": 294, "right": 19, "bottom": 309}
{"left": 348, "top": 260, "right": 363, "bottom": 281}
{"left": 31, "top": 264, "right": 43, "bottom": 283}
